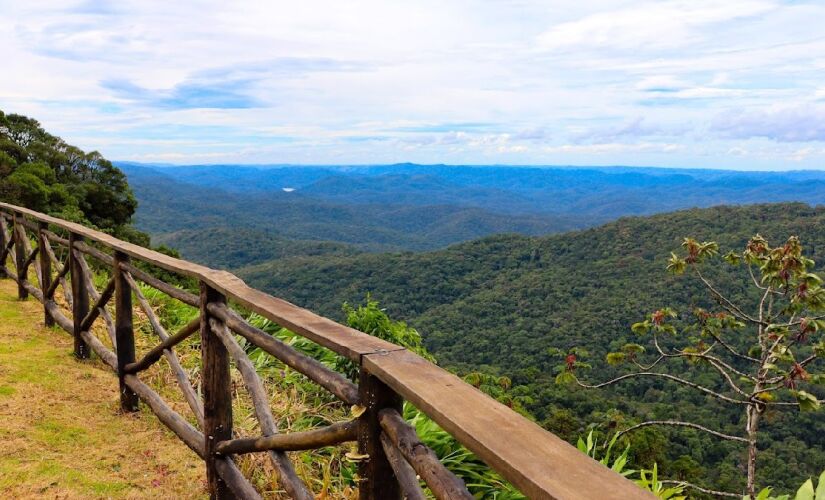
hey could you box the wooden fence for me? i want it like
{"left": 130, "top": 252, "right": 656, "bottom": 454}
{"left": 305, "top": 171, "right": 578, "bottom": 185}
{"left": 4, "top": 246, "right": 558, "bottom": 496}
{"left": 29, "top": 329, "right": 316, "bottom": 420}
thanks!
{"left": 0, "top": 201, "right": 651, "bottom": 500}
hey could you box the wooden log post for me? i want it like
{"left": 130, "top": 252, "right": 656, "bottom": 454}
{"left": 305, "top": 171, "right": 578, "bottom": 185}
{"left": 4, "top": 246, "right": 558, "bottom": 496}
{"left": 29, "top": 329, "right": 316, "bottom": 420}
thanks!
{"left": 114, "top": 251, "right": 138, "bottom": 412}
{"left": 358, "top": 369, "right": 403, "bottom": 500}
{"left": 69, "top": 233, "right": 90, "bottom": 359}
{"left": 38, "top": 222, "right": 54, "bottom": 327}
{"left": 13, "top": 213, "right": 28, "bottom": 299}
{"left": 200, "top": 282, "right": 235, "bottom": 500}
{"left": 0, "top": 213, "right": 8, "bottom": 278}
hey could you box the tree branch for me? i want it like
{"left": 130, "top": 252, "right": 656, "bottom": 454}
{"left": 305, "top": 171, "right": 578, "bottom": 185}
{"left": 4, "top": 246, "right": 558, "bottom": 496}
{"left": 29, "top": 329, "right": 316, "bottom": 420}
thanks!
{"left": 659, "top": 480, "right": 740, "bottom": 498}
{"left": 615, "top": 420, "right": 748, "bottom": 443}
{"left": 695, "top": 267, "right": 764, "bottom": 325}
{"left": 574, "top": 372, "right": 749, "bottom": 405}
{"left": 632, "top": 355, "right": 665, "bottom": 371}
{"left": 650, "top": 334, "right": 753, "bottom": 392}
{"left": 703, "top": 328, "right": 760, "bottom": 363}
{"left": 747, "top": 264, "right": 781, "bottom": 295}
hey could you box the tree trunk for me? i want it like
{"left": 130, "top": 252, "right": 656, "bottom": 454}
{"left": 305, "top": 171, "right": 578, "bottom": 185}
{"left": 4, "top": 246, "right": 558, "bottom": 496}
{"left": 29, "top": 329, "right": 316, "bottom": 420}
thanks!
{"left": 746, "top": 403, "right": 761, "bottom": 498}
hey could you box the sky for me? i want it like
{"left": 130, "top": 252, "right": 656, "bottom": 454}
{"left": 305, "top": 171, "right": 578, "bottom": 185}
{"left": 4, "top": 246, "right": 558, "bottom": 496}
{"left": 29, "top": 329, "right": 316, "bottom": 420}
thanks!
{"left": 1, "top": 0, "right": 824, "bottom": 169}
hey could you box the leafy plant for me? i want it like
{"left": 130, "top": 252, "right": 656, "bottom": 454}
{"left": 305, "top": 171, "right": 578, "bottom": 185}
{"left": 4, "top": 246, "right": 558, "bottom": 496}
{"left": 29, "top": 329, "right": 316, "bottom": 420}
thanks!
{"left": 561, "top": 235, "right": 825, "bottom": 497}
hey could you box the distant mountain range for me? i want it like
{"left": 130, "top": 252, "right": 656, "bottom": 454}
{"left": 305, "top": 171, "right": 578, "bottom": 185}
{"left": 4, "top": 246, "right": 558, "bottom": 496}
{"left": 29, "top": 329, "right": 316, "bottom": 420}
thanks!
{"left": 119, "top": 162, "right": 825, "bottom": 268}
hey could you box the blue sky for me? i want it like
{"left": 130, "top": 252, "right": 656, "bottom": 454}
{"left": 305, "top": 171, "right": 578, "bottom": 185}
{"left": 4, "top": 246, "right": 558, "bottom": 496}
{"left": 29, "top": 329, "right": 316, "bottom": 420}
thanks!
{"left": 1, "top": 0, "right": 824, "bottom": 169}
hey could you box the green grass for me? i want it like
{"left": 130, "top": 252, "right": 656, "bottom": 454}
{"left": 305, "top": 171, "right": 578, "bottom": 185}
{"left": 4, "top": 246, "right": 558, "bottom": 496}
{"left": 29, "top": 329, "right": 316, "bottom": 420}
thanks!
{"left": 0, "top": 279, "right": 206, "bottom": 499}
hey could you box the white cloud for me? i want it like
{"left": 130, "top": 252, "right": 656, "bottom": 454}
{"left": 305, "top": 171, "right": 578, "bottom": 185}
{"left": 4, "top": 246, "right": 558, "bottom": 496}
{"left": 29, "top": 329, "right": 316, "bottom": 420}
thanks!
{"left": 712, "top": 105, "right": 825, "bottom": 142}
{"left": 0, "top": 0, "right": 823, "bottom": 168}
{"left": 535, "top": 1, "right": 776, "bottom": 52}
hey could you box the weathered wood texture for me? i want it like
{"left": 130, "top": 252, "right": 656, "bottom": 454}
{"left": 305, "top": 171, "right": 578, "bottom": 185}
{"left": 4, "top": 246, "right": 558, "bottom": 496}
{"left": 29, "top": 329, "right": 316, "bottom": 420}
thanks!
{"left": 200, "top": 283, "right": 235, "bottom": 499}
{"left": 379, "top": 409, "right": 472, "bottom": 500}
{"left": 0, "top": 203, "right": 654, "bottom": 500}
{"left": 69, "top": 233, "right": 90, "bottom": 359}
{"left": 214, "top": 459, "right": 263, "bottom": 500}
{"left": 124, "top": 373, "right": 205, "bottom": 457}
{"left": 359, "top": 371, "right": 403, "bottom": 500}
{"left": 124, "top": 317, "right": 200, "bottom": 374}
{"left": 216, "top": 420, "right": 357, "bottom": 455}
{"left": 38, "top": 222, "right": 53, "bottom": 326}
{"left": 364, "top": 348, "right": 651, "bottom": 499}
{"left": 13, "top": 213, "right": 28, "bottom": 299}
{"left": 209, "top": 317, "right": 312, "bottom": 500}
{"left": 380, "top": 433, "right": 427, "bottom": 500}
{"left": 123, "top": 271, "right": 204, "bottom": 427}
{"left": 209, "top": 302, "right": 360, "bottom": 405}
{"left": 120, "top": 260, "right": 199, "bottom": 307}
{"left": 0, "top": 216, "right": 9, "bottom": 278}
{"left": 42, "top": 234, "right": 73, "bottom": 307}
{"left": 74, "top": 252, "right": 116, "bottom": 347}
{"left": 114, "top": 252, "right": 139, "bottom": 412}
{"left": 78, "top": 275, "right": 114, "bottom": 333}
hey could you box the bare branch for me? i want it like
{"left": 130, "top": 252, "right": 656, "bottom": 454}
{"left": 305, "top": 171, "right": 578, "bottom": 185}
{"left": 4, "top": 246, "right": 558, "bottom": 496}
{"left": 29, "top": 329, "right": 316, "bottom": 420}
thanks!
{"left": 632, "top": 355, "right": 665, "bottom": 371}
{"left": 574, "top": 372, "right": 749, "bottom": 405}
{"left": 615, "top": 420, "right": 748, "bottom": 443}
{"left": 660, "top": 480, "right": 740, "bottom": 498}
{"left": 695, "top": 267, "right": 764, "bottom": 325}
{"left": 706, "top": 359, "right": 749, "bottom": 397}
{"left": 695, "top": 352, "right": 756, "bottom": 381}
{"left": 703, "top": 328, "right": 760, "bottom": 363}
{"left": 650, "top": 333, "right": 755, "bottom": 388}
{"left": 747, "top": 265, "right": 781, "bottom": 295}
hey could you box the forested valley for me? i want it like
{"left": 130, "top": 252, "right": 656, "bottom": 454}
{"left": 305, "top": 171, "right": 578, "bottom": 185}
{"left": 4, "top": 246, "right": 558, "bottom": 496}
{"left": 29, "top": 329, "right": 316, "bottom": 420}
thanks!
{"left": 123, "top": 159, "right": 825, "bottom": 494}
{"left": 4, "top": 110, "right": 825, "bottom": 497}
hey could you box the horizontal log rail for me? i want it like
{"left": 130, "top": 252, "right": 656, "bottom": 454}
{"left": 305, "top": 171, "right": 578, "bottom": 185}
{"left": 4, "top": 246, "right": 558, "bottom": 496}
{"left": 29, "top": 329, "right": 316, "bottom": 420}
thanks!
{"left": 208, "top": 301, "right": 361, "bottom": 406}
{"left": 0, "top": 201, "right": 652, "bottom": 500}
{"left": 215, "top": 420, "right": 358, "bottom": 455}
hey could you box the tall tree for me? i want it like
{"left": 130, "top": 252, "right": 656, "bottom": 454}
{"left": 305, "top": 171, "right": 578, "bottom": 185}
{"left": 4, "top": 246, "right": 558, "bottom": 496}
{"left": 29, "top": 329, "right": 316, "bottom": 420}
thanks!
{"left": 558, "top": 235, "right": 825, "bottom": 498}
{"left": 0, "top": 110, "right": 138, "bottom": 236}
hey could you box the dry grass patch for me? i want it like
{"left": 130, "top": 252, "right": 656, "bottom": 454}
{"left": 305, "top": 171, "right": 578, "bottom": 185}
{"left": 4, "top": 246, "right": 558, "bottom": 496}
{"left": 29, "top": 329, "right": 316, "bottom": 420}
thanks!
{"left": 0, "top": 280, "right": 206, "bottom": 499}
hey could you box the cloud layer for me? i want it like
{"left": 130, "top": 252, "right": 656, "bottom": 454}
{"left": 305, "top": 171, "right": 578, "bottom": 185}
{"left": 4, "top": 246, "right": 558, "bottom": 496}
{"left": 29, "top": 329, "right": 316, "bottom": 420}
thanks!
{"left": 1, "top": 0, "right": 823, "bottom": 168}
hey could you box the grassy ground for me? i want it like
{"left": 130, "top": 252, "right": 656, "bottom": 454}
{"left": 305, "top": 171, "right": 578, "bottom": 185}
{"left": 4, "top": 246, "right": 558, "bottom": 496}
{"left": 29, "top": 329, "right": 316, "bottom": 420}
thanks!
{"left": 0, "top": 279, "right": 206, "bottom": 499}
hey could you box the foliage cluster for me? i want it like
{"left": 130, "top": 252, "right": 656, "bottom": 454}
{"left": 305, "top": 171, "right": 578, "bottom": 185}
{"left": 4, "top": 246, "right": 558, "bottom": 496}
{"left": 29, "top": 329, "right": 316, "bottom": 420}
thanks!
{"left": 235, "top": 203, "right": 825, "bottom": 494}
{"left": 0, "top": 110, "right": 141, "bottom": 241}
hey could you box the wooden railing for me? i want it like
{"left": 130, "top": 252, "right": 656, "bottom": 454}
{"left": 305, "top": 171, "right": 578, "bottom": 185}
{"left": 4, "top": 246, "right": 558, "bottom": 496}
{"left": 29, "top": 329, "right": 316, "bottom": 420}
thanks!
{"left": 0, "top": 201, "right": 651, "bottom": 500}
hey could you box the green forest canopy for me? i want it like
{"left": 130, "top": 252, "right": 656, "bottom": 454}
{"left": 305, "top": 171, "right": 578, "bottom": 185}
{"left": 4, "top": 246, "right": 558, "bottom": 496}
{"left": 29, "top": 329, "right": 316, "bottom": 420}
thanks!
{"left": 0, "top": 110, "right": 143, "bottom": 242}
{"left": 236, "top": 203, "right": 825, "bottom": 494}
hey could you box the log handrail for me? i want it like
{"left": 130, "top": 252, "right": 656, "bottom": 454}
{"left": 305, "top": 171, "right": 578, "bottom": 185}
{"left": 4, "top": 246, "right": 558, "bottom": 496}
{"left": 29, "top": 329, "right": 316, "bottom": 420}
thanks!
{"left": 0, "top": 201, "right": 652, "bottom": 500}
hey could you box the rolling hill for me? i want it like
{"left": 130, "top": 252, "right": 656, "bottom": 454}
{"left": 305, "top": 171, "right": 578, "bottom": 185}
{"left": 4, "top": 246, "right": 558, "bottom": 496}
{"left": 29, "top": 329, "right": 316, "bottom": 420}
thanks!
{"left": 235, "top": 202, "right": 825, "bottom": 493}
{"left": 121, "top": 163, "right": 825, "bottom": 269}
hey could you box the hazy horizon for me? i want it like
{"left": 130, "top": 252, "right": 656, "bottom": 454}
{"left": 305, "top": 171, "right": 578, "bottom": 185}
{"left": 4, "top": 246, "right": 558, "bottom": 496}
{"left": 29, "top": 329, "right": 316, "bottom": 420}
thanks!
{"left": 119, "top": 160, "right": 825, "bottom": 174}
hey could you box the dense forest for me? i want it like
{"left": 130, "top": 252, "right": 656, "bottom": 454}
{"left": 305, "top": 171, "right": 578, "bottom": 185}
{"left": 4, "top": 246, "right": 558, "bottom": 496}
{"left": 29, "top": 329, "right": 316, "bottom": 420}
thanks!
{"left": 0, "top": 111, "right": 143, "bottom": 243}
{"left": 121, "top": 163, "right": 589, "bottom": 258}
{"left": 233, "top": 203, "right": 825, "bottom": 493}
{"left": 121, "top": 162, "right": 825, "bottom": 266}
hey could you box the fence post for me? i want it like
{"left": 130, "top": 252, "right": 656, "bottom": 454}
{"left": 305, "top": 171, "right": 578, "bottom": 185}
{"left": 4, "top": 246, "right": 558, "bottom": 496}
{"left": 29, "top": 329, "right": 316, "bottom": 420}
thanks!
{"left": 200, "top": 282, "right": 234, "bottom": 499}
{"left": 114, "top": 251, "right": 138, "bottom": 411}
{"left": 358, "top": 369, "right": 402, "bottom": 500}
{"left": 69, "top": 233, "right": 89, "bottom": 359}
{"left": 0, "top": 213, "right": 7, "bottom": 279}
{"left": 13, "top": 212, "right": 27, "bottom": 300}
{"left": 38, "top": 222, "right": 54, "bottom": 327}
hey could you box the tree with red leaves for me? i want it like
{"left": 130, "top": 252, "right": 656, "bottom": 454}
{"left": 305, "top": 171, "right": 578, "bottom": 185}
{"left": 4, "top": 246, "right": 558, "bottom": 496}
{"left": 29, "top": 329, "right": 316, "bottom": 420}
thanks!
{"left": 556, "top": 235, "right": 825, "bottom": 499}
